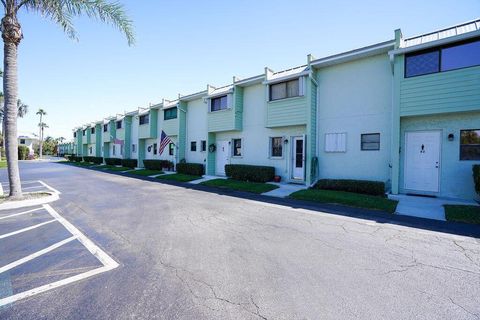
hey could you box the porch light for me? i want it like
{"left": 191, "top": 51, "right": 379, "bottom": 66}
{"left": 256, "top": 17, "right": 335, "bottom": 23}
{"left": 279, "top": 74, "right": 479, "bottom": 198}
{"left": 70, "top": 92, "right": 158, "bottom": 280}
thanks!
{"left": 448, "top": 133, "right": 454, "bottom": 141}
{"left": 284, "top": 139, "right": 289, "bottom": 144}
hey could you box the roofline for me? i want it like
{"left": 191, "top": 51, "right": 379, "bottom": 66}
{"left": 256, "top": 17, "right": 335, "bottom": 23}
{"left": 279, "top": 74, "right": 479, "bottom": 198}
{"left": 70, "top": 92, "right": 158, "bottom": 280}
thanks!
{"left": 310, "top": 40, "right": 395, "bottom": 68}
{"left": 234, "top": 74, "right": 264, "bottom": 86}
{"left": 179, "top": 90, "right": 208, "bottom": 102}
{"left": 403, "top": 18, "right": 480, "bottom": 43}
{"left": 390, "top": 29, "right": 480, "bottom": 55}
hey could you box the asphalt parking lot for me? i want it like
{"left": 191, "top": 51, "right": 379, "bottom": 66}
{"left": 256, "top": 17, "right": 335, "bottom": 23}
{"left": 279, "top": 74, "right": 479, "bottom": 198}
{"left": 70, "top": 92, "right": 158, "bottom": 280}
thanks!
{"left": 0, "top": 203, "right": 118, "bottom": 307}
{"left": 0, "top": 161, "right": 479, "bottom": 319}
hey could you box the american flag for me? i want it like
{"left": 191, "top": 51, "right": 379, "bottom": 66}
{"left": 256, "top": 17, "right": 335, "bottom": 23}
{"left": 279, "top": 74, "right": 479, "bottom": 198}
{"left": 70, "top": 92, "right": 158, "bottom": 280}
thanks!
{"left": 159, "top": 130, "right": 172, "bottom": 155}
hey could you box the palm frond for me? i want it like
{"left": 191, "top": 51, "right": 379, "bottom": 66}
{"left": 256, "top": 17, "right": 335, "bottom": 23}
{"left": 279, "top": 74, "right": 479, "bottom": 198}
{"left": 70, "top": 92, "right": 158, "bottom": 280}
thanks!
{"left": 20, "top": 0, "right": 134, "bottom": 45}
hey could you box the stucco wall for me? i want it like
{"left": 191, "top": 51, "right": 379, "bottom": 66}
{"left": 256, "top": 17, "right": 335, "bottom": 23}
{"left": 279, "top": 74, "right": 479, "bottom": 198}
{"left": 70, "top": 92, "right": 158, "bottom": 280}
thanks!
{"left": 186, "top": 98, "right": 207, "bottom": 165}
{"left": 399, "top": 111, "right": 480, "bottom": 200}
{"left": 131, "top": 116, "right": 139, "bottom": 159}
{"left": 316, "top": 53, "right": 393, "bottom": 184}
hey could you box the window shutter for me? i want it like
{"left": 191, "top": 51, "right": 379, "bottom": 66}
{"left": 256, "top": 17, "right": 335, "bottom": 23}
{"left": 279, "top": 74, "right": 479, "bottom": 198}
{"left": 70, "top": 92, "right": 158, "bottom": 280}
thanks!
{"left": 227, "top": 94, "right": 232, "bottom": 109}
{"left": 299, "top": 77, "right": 305, "bottom": 96}
{"left": 325, "top": 133, "right": 347, "bottom": 152}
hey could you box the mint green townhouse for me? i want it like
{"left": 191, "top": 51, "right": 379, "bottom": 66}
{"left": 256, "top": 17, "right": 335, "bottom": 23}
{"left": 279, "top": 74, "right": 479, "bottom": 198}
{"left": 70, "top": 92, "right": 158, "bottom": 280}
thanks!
{"left": 389, "top": 19, "right": 480, "bottom": 200}
{"left": 71, "top": 19, "right": 480, "bottom": 201}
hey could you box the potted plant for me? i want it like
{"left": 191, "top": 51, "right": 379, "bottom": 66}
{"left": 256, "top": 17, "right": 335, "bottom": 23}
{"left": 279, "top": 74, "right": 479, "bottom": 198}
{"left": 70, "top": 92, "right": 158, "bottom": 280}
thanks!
{"left": 274, "top": 175, "right": 281, "bottom": 183}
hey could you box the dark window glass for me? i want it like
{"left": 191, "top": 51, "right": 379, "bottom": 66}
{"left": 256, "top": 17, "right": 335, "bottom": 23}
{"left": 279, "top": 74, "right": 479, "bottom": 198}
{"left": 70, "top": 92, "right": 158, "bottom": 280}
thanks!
{"left": 211, "top": 95, "right": 228, "bottom": 112}
{"left": 103, "top": 124, "right": 108, "bottom": 132}
{"left": 116, "top": 120, "right": 122, "bottom": 129}
{"left": 460, "top": 129, "right": 480, "bottom": 160}
{"left": 139, "top": 114, "right": 149, "bottom": 125}
{"left": 20, "top": 139, "right": 25, "bottom": 144}
{"left": 405, "top": 50, "right": 440, "bottom": 77}
{"left": 91, "top": 127, "right": 95, "bottom": 134}
{"left": 112, "top": 145, "right": 116, "bottom": 155}
{"left": 295, "top": 139, "right": 303, "bottom": 167}
{"left": 271, "top": 137, "right": 283, "bottom": 157}
{"left": 190, "top": 141, "right": 197, "bottom": 152}
{"left": 270, "top": 79, "right": 299, "bottom": 101}
{"left": 233, "top": 139, "right": 242, "bottom": 156}
{"left": 441, "top": 40, "right": 480, "bottom": 71}
{"left": 153, "top": 143, "right": 158, "bottom": 155}
{"left": 164, "top": 107, "right": 177, "bottom": 120}
{"left": 201, "top": 140, "right": 206, "bottom": 152}
{"left": 83, "top": 130, "right": 86, "bottom": 136}
{"left": 74, "top": 132, "right": 77, "bottom": 137}
{"left": 169, "top": 143, "right": 174, "bottom": 156}
{"left": 361, "top": 133, "right": 380, "bottom": 151}
{"left": 132, "top": 144, "right": 136, "bottom": 153}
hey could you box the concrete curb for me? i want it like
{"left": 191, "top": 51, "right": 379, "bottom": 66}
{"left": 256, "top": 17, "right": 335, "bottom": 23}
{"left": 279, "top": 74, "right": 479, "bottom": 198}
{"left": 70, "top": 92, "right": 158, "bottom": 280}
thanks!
{"left": 0, "top": 192, "right": 59, "bottom": 210}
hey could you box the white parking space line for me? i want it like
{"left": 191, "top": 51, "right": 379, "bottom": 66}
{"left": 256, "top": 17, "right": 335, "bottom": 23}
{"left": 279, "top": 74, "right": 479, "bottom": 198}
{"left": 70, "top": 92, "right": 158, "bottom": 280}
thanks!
{"left": 0, "top": 219, "right": 57, "bottom": 240}
{"left": 38, "top": 181, "right": 61, "bottom": 195}
{"left": 0, "top": 236, "right": 76, "bottom": 274}
{"left": 0, "top": 207, "right": 43, "bottom": 220}
{"left": 1, "top": 180, "right": 38, "bottom": 186}
{"left": 0, "top": 204, "right": 119, "bottom": 307}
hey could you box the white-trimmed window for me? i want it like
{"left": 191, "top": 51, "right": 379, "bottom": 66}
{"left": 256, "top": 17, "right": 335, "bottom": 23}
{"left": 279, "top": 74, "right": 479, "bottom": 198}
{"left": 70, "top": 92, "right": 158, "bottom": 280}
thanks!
{"left": 325, "top": 133, "right": 347, "bottom": 152}
{"left": 153, "top": 143, "right": 158, "bottom": 155}
{"left": 232, "top": 139, "right": 242, "bottom": 157}
{"left": 103, "top": 124, "right": 108, "bottom": 132}
{"left": 210, "top": 95, "right": 228, "bottom": 112}
{"left": 169, "top": 143, "right": 175, "bottom": 156}
{"left": 191, "top": 141, "right": 197, "bottom": 152}
{"left": 201, "top": 140, "right": 206, "bottom": 152}
{"left": 269, "top": 79, "right": 300, "bottom": 101}
{"left": 132, "top": 144, "right": 136, "bottom": 153}
{"left": 116, "top": 120, "right": 122, "bottom": 129}
{"left": 270, "top": 137, "right": 283, "bottom": 158}
{"left": 113, "top": 145, "right": 116, "bottom": 155}
{"left": 139, "top": 114, "right": 149, "bottom": 125}
{"left": 89, "top": 147, "right": 93, "bottom": 154}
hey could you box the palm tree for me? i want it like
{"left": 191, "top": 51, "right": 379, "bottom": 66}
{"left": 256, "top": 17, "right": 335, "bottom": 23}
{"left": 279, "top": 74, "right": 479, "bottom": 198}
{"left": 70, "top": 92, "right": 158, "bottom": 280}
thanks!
{"left": 36, "top": 109, "right": 46, "bottom": 158}
{"left": 1, "top": 1, "right": 134, "bottom": 198}
{"left": 0, "top": 98, "right": 27, "bottom": 158}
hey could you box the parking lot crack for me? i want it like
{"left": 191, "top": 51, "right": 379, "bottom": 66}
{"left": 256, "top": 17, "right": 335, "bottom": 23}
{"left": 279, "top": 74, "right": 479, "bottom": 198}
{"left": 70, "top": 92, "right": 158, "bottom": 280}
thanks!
{"left": 448, "top": 297, "right": 479, "bottom": 319}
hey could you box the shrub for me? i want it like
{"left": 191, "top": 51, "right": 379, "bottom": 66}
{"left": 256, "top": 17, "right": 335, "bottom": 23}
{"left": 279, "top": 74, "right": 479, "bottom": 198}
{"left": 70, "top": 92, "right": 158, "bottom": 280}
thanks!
{"left": 82, "top": 156, "right": 93, "bottom": 163}
{"left": 121, "top": 158, "right": 137, "bottom": 168}
{"left": 176, "top": 163, "right": 204, "bottom": 176}
{"left": 90, "top": 157, "right": 103, "bottom": 164}
{"left": 225, "top": 164, "right": 275, "bottom": 183}
{"left": 143, "top": 159, "right": 174, "bottom": 171}
{"left": 473, "top": 165, "right": 480, "bottom": 196}
{"left": 104, "top": 157, "right": 122, "bottom": 165}
{"left": 314, "top": 179, "right": 385, "bottom": 197}
{"left": 72, "top": 156, "right": 82, "bottom": 162}
{"left": 18, "top": 145, "right": 30, "bottom": 160}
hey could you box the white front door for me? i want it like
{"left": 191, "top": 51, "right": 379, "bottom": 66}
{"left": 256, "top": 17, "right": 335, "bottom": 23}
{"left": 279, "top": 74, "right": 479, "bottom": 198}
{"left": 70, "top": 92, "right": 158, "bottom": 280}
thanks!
{"left": 216, "top": 141, "right": 229, "bottom": 176}
{"left": 404, "top": 131, "right": 441, "bottom": 193}
{"left": 291, "top": 136, "right": 305, "bottom": 181}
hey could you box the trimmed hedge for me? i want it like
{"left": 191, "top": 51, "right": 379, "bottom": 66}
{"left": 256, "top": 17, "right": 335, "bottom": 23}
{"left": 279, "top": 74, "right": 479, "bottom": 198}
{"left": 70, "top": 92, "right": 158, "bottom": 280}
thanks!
{"left": 474, "top": 165, "right": 480, "bottom": 196}
{"left": 121, "top": 159, "right": 138, "bottom": 168}
{"left": 143, "top": 159, "right": 174, "bottom": 171}
{"left": 104, "top": 157, "right": 122, "bottom": 166}
{"left": 83, "top": 156, "right": 103, "bottom": 164}
{"left": 314, "top": 179, "right": 385, "bottom": 197}
{"left": 225, "top": 164, "right": 275, "bottom": 183}
{"left": 18, "top": 145, "right": 30, "bottom": 160}
{"left": 176, "top": 163, "right": 204, "bottom": 176}
{"left": 72, "top": 156, "right": 82, "bottom": 162}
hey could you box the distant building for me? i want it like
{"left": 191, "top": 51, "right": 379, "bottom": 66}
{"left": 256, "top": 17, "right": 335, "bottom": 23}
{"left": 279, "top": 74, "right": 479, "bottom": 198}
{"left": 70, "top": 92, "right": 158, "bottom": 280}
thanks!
{"left": 18, "top": 135, "right": 39, "bottom": 156}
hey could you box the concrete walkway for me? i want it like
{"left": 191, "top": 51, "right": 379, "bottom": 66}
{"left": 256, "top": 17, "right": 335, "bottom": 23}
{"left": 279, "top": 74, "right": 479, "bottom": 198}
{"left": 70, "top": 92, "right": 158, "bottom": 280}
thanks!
{"left": 189, "top": 175, "right": 226, "bottom": 185}
{"left": 262, "top": 182, "right": 307, "bottom": 198}
{"left": 388, "top": 194, "right": 478, "bottom": 221}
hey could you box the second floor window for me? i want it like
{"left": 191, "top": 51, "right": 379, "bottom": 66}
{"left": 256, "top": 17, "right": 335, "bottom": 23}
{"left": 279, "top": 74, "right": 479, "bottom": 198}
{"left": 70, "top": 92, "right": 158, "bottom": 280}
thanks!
{"left": 210, "top": 95, "right": 228, "bottom": 112}
{"left": 139, "top": 114, "right": 149, "bottom": 125}
{"left": 103, "top": 124, "right": 108, "bottom": 132}
{"left": 83, "top": 130, "right": 86, "bottom": 136}
{"left": 269, "top": 79, "right": 300, "bottom": 101}
{"left": 116, "top": 120, "right": 122, "bottom": 129}
{"left": 164, "top": 107, "right": 177, "bottom": 120}
{"left": 74, "top": 132, "right": 77, "bottom": 138}
{"left": 191, "top": 141, "right": 197, "bottom": 152}
{"left": 91, "top": 127, "right": 95, "bottom": 134}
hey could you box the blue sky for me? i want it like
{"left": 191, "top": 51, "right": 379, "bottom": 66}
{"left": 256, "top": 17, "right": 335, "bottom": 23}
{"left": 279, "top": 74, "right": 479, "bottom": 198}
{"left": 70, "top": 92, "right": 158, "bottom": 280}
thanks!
{"left": 12, "top": 0, "right": 480, "bottom": 140}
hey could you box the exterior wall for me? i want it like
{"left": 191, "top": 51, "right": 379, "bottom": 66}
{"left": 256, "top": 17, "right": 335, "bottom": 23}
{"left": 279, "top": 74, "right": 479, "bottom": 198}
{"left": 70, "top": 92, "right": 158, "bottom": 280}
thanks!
{"left": 124, "top": 116, "right": 132, "bottom": 158}
{"left": 130, "top": 115, "right": 139, "bottom": 160}
{"left": 87, "top": 144, "right": 96, "bottom": 156}
{"left": 266, "top": 77, "right": 308, "bottom": 128}
{"left": 185, "top": 97, "right": 207, "bottom": 165}
{"left": 143, "top": 138, "right": 157, "bottom": 160}
{"left": 399, "top": 111, "right": 480, "bottom": 200}
{"left": 162, "top": 111, "right": 179, "bottom": 137}
{"left": 212, "top": 83, "right": 307, "bottom": 181}
{"left": 316, "top": 53, "right": 393, "bottom": 184}
{"left": 95, "top": 124, "right": 102, "bottom": 157}
{"left": 19, "top": 139, "right": 35, "bottom": 156}
{"left": 178, "top": 102, "right": 187, "bottom": 161}
{"left": 399, "top": 61, "right": 480, "bottom": 116}
{"left": 207, "top": 92, "right": 243, "bottom": 132}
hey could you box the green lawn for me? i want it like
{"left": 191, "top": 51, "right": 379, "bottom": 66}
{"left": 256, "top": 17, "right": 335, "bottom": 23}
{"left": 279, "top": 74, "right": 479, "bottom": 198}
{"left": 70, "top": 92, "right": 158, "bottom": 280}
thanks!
{"left": 128, "top": 169, "right": 164, "bottom": 176}
{"left": 156, "top": 173, "right": 202, "bottom": 182}
{"left": 200, "top": 179, "right": 279, "bottom": 194}
{"left": 104, "top": 166, "right": 134, "bottom": 172}
{"left": 444, "top": 205, "right": 480, "bottom": 225}
{"left": 289, "top": 189, "right": 398, "bottom": 213}
{"left": 0, "top": 160, "right": 7, "bottom": 168}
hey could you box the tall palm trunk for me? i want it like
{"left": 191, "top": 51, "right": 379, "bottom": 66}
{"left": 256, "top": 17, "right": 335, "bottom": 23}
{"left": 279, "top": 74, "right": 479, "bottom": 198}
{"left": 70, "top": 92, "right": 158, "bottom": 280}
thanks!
{"left": 39, "top": 114, "right": 43, "bottom": 158}
{"left": 2, "top": 10, "right": 23, "bottom": 198}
